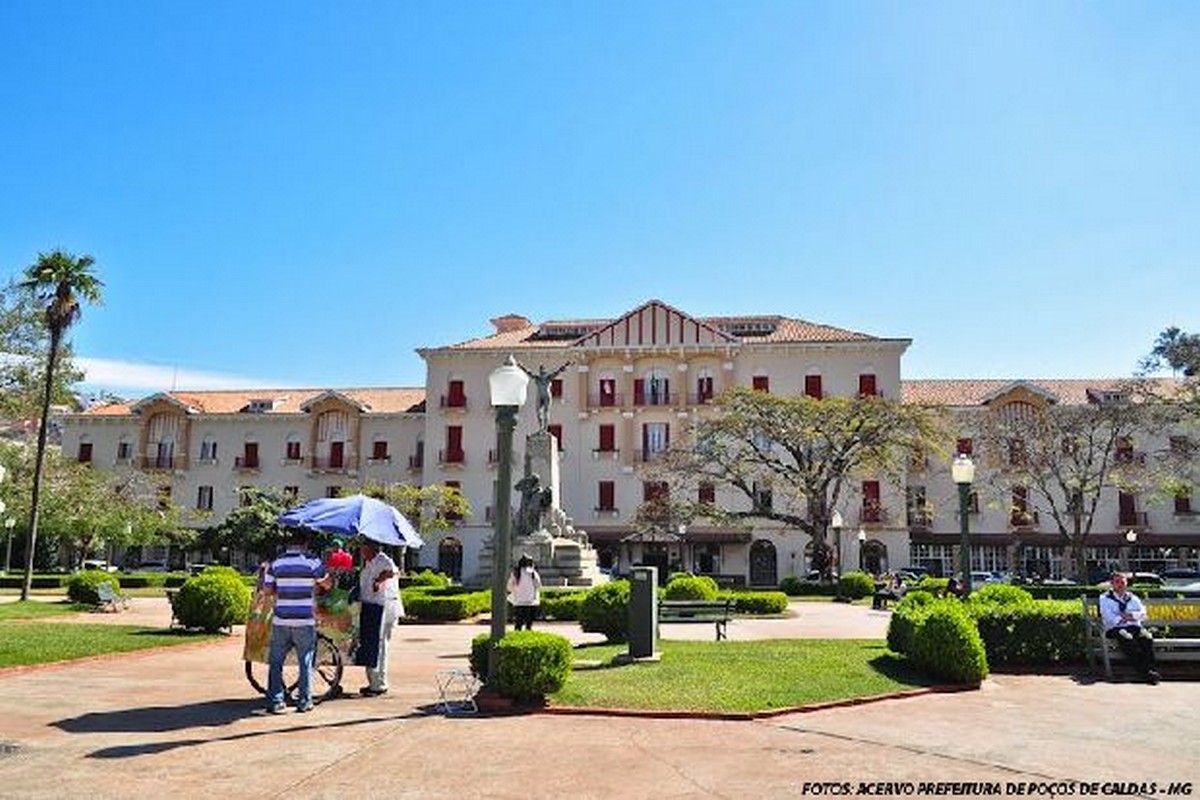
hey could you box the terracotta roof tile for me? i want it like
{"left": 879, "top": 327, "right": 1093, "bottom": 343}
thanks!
{"left": 79, "top": 388, "right": 426, "bottom": 416}
{"left": 901, "top": 378, "right": 1173, "bottom": 407}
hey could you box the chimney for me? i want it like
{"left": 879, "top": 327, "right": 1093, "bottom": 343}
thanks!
{"left": 490, "top": 314, "right": 532, "bottom": 334}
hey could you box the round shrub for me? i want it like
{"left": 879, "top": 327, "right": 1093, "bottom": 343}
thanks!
{"left": 470, "top": 632, "right": 492, "bottom": 679}
{"left": 968, "top": 583, "right": 1033, "bottom": 606}
{"left": 540, "top": 589, "right": 587, "bottom": 621}
{"left": 911, "top": 604, "right": 989, "bottom": 685}
{"left": 173, "top": 572, "right": 251, "bottom": 633}
{"left": 896, "top": 590, "right": 937, "bottom": 610}
{"left": 838, "top": 571, "right": 876, "bottom": 600}
{"left": 496, "top": 630, "right": 573, "bottom": 702}
{"left": 579, "top": 580, "right": 630, "bottom": 642}
{"left": 664, "top": 574, "right": 719, "bottom": 601}
{"left": 406, "top": 569, "right": 450, "bottom": 588}
{"left": 67, "top": 571, "right": 120, "bottom": 605}
{"left": 916, "top": 576, "right": 950, "bottom": 596}
{"left": 779, "top": 576, "right": 804, "bottom": 596}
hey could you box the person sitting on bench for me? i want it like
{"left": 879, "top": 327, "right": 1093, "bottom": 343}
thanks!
{"left": 872, "top": 573, "right": 905, "bottom": 610}
{"left": 1099, "top": 572, "right": 1159, "bottom": 684}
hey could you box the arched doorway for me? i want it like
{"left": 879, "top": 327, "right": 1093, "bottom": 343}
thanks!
{"left": 438, "top": 537, "right": 463, "bottom": 580}
{"left": 863, "top": 540, "right": 888, "bottom": 575}
{"left": 749, "top": 539, "right": 778, "bottom": 587}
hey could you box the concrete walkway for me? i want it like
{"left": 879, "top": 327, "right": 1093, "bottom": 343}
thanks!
{"left": 1, "top": 599, "right": 1196, "bottom": 798}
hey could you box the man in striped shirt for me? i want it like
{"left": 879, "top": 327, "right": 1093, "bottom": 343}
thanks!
{"left": 263, "top": 530, "right": 332, "bottom": 713}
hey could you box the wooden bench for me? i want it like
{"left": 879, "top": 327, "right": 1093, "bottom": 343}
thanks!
{"left": 1082, "top": 595, "right": 1200, "bottom": 678}
{"left": 658, "top": 599, "right": 733, "bottom": 641}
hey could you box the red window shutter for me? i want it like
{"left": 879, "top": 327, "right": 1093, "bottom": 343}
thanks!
{"left": 548, "top": 424, "right": 563, "bottom": 449}
{"left": 78, "top": 443, "right": 93, "bottom": 463}
{"left": 245, "top": 442, "right": 259, "bottom": 469}
{"left": 599, "top": 424, "right": 615, "bottom": 452}
{"left": 858, "top": 374, "right": 877, "bottom": 397}
{"left": 956, "top": 438, "right": 973, "bottom": 456}
{"left": 804, "top": 375, "right": 822, "bottom": 399}
{"left": 697, "top": 376, "right": 714, "bottom": 402}
{"left": 599, "top": 378, "right": 616, "bottom": 406}
{"left": 752, "top": 376, "right": 770, "bottom": 393}
{"left": 633, "top": 379, "right": 645, "bottom": 405}
{"left": 372, "top": 440, "right": 388, "bottom": 459}
{"left": 599, "top": 481, "right": 615, "bottom": 510}
{"left": 1175, "top": 491, "right": 1192, "bottom": 514}
{"left": 550, "top": 379, "right": 563, "bottom": 399}
{"left": 699, "top": 482, "right": 715, "bottom": 504}
{"left": 328, "top": 441, "right": 342, "bottom": 468}
{"left": 447, "top": 380, "right": 465, "bottom": 407}
{"left": 643, "top": 482, "right": 667, "bottom": 502}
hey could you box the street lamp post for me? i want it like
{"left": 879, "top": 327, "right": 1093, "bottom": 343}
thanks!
{"left": 487, "top": 356, "right": 529, "bottom": 688}
{"left": 857, "top": 528, "right": 866, "bottom": 573}
{"left": 952, "top": 454, "right": 976, "bottom": 595}
{"left": 830, "top": 510, "right": 846, "bottom": 601}
{"left": 4, "top": 518, "right": 15, "bottom": 574}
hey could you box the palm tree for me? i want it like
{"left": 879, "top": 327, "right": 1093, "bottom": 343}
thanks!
{"left": 18, "top": 250, "right": 102, "bottom": 600}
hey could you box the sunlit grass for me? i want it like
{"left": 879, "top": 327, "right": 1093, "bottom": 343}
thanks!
{"left": 0, "top": 600, "right": 87, "bottom": 621}
{"left": 553, "top": 639, "right": 932, "bottom": 713}
{"left": 0, "top": 623, "right": 220, "bottom": 667}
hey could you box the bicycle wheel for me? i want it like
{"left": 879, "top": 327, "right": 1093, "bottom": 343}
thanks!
{"left": 244, "top": 633, "right": 344, "bottom": 702}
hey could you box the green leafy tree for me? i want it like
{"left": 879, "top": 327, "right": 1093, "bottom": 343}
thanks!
{"left": 647, "top": 387, "right": 946, "bottom": 573}
{"left": 17, "top": 251, "right": 102, "bottom": 599}
{"left": 205, "top": 486, "right": 293, "bottom": 563}
{"left": 977, "top": 387, "right": 1183, "bottom": 581}
{"left": 0, "top": 279, "right": 85, "bottom": 422}
{"left": 362, "top": 482, "right": 471, "bottom": 539}
{"left": 1141, "top": 326, "right": 1200, "bottom": 377}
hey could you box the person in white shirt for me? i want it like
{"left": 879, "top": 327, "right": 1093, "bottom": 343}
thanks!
{"left": 1099, "top": 572, "right": 1159, "bottom": 684}
{"left": 356, "top": 539, "right": 402, "bottom": 696}
{"left": 507, "top": 555, "right": 542, "bottom": 631}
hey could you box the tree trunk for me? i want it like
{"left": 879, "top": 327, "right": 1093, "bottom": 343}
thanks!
{"left": 20, "top": 330, "right": 60, "bottom": 601}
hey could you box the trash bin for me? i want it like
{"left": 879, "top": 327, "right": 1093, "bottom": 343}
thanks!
{"left": 628, "top": 566, "right": 658, "bottom": 659}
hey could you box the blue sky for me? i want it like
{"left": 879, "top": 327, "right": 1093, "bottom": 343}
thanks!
{"left": 1, "top": 2, "right": 1197, "bottom": 396}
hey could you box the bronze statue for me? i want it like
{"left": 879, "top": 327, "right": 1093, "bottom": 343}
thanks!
{"left": 515, "top": 473, "right": 552, "bottom": 537}
{"left": 520, "top": 362, "right": 570, "bottom": 433}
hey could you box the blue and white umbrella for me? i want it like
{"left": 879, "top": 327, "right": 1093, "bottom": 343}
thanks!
{"left": 277, "top": 494, "right": 423, "bottom": 548}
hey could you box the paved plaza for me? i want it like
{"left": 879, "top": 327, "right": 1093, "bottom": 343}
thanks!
{"left": 1, "top": 598, "right": 1197, "bottom": 798}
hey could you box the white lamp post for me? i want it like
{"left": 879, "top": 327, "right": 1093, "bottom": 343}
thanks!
{"left": 952, "top": 454, "right": 976, "bottom": 594}
{"left": 487, "top": 356, "right": 529, "bottom": 688}
{"left": 830, "top": 510, "right": 847, "bottom": 601}
{"left": 857, "top": 528, "right": 867, "bottom": 573}
{"left": 3, "top": 517, "right": 12, "bottom": 575}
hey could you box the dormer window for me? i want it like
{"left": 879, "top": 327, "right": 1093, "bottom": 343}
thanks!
{"left": 245, "top": 399, "right": 277, "bottom": 413}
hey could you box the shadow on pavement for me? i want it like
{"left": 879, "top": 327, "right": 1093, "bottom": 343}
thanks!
{"left": 54, "top": 698, "right": 265, "bottom": 734}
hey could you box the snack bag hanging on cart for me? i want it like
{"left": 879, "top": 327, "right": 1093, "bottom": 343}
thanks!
{"left": 243, "top": 579, "right": 274, "bottom": 664}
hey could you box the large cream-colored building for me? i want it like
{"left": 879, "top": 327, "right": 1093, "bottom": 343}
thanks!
{"left": 61, "top": 299, "right": 1199, "bottom": 583}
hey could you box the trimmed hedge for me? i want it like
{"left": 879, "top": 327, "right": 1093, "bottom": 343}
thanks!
{"left": 0, "top": 575, "right": 69, "bottom": 590}
{"left": 402, "top": 569, "right": 451, "bottom": 589}
{"left": 916, "top": 576, "right": 951, "bottom": 596}
{"left": 470, "top": 632, "right": 491, "bottom": 679}
{"left": 664, "top": 574, "right": 719, "bottom": 601}
{"left": 971, "top": 601, "right": 1085, "bottom": 666}
{"left": 404, "top": 590, "right": 490, "bottom": 621}
{"left": 173, "top": 572, "right": 251, "bottom": 633}
{"left": 496, "top": 631, "right": 573, "bottom": 701}
{"left": 539, "top": 589, "right": 587, "bottom": 621}
{"left": 967, "top": 583, "right": 1034, "bottom": 606}
{"left": 838, "top": 571, "right": 876, "bottom": 600}
{"left": 66, "top": 571, "right": 121, "bottom": 605}
{"left": 778, "top": 578, "right": 837, "bottom": 597}
{"left": 724, "top": 590, "right": 789, "bottom": 615}
{"left": 579, "top": 580, "right": 630, "bottom": 642}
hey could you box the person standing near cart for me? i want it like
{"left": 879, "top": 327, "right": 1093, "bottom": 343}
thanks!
{"left": 356, "top": 539, "right": 402, "bottom": 696}
{"left": 264, "top": 529, "right": 332, "bottom": 713}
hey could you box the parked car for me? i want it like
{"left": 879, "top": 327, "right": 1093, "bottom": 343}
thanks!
{"left": 81, "top": 559, "right": 117, "bottom": 573}
{"left": 135, "top": 561, "right": 170, "bottom": 573}
{"left": 1161, "top": 568, "right": 1200, "bottom": 587}
{"left": 969, "top": 571, "right": 1002, "bottom": 587}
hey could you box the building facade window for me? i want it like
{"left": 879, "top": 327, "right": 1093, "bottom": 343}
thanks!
{"left": 442, "top": 426, "right": 464, "bottom": 464}
{"left": 597, "top": 424, "right": 616, "bottom": 453}
{"left": 286, "top": 439, "right": 302, "bottom": 461}
{"left": 858, "top": 373, "right": 878, "bottom": 397}
{"left": 752, "top": 375, "right": 770, "bottom": 393}
{"left": 548, "top": 424, "right": 563, "bottom": 452}
{"left": 196, "top": 485, "right": 214, "bottom": 511}
{"left": 199, "top": 437, "right": 217, "bottom": 462}
{"left": 597, "top": 481, "right": 616, "bottom": 511}
{"left": 804, "top": 375, "right": 822, "bottom": 399}
{"left": 642, "top": 422, "right": 669, "bottom": 461}
{"left": 77, "top": 442, "right": 93, "bottom": 463}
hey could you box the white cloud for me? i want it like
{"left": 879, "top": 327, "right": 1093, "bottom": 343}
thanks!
{"left": 76, "top": 357, "right": 280, "bottom": 394}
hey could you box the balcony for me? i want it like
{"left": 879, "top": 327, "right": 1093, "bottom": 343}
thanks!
{"left": 907, "top": 510, "right": 934, "bottom": 530}
{"left": 592, "top": 447, "right": 620, "bottom": 460}
{"left": 587, "top": 392, "right": 624, "bottom": 408}
{"left": 440, "top": 395, "right": 468, "bottom": 412}
{"left": 1118, "top": 510, "right": 1149, "bottom": 529}
{"left": 308, "top": 456, "right": 359, "bottom": 473}
{"left": 439, "top": 448, "right": 466, "bottom": 466}
{"left": 233, "top": 457, "right": 260, "bottom": 472}
{"left": 639, "top": 448, "right": 668, "bottom": 463}
{"left": 594, "top": 506, "right": 620, "bottom": 517}
{"left": 859, "top": 505, "right": 888, "bottom": 527}
{"left": 141, "top": 456, "right": 188, "bottom": 471}
{"left": 366, "top": 455, "right": 392, "bottom": 466}
{"left": 688, "top": 391, "right": 716, "bottom": 406}
{"left": 407, "top": 454, "right": 424, "bottom": 471}
{"left": 1010, "top": 509, "right": 1040, "bottom": 530}
{"left": 633, "top": 391, "right": 678, "bottom": 408}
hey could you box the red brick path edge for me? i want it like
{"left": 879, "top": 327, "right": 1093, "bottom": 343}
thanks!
{"left": 533, "top": 683, "right": 980, "bottom": 721}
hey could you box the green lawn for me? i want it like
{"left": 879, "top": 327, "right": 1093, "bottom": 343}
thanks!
{"left": 0, "top": 622, "right": 220, "bottom": 668}
{"left": 0, "top": 600, "right": 87, "bottom": 621}
{"left": 552, "top": 639, "right": 933, "bottom": 713}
